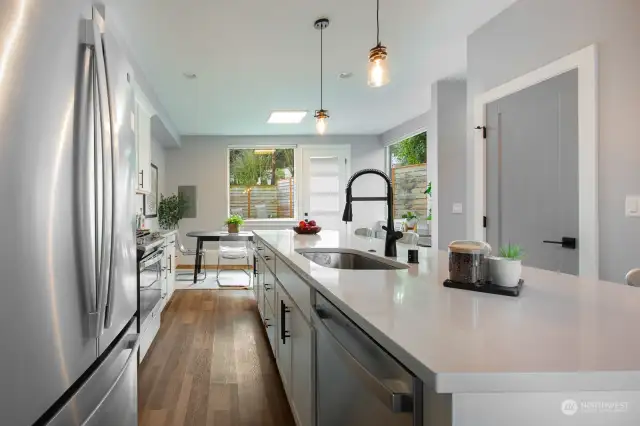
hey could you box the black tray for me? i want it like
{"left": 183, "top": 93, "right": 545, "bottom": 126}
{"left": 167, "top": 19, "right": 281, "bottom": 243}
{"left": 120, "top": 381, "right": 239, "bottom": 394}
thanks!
{"left": 443, "top": 279, "right": 524, "bottom": 297}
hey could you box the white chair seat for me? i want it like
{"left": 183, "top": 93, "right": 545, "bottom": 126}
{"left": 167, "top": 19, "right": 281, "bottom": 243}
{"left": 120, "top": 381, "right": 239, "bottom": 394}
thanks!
{"left": 220, "top": 246, "right": 248, "bottom": 259}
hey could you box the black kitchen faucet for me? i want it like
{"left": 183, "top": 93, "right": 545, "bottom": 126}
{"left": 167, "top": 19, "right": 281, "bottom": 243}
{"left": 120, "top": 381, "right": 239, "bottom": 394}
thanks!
{"left": 341, "top": 169, "right": 403, "bottom": 257}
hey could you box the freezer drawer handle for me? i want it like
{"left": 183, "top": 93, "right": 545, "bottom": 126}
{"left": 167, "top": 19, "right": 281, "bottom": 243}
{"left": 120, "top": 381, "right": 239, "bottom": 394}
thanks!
{"left": 85, "top": 334, "right": 140, "bottom": 421}
{"left": 313, "top": 307, "right": 414, "bottom": 413}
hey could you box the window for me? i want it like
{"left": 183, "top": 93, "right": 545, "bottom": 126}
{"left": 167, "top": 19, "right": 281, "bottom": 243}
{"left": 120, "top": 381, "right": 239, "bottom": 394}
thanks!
{"left": 388, "top": 132, "right": 428, "bottom": 219}
{"left": 228, "top": 147, "right": 296, "bottom": 220}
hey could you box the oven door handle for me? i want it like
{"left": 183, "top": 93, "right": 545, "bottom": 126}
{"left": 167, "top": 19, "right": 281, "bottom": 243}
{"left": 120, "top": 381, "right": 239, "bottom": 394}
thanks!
{"left": 311, "top": 308, "right": 414, "bottom": 413}
{"left": 140, "top": 250, "right": 164, "bottom": 270}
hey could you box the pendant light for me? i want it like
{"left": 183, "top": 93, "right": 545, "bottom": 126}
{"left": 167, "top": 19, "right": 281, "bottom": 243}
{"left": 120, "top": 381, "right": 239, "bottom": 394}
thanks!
{"left": 314, "top": 18, "right": 330, "bottom": 135}
{"left": 368, "top": 0, "right": 389, "bottom": 88}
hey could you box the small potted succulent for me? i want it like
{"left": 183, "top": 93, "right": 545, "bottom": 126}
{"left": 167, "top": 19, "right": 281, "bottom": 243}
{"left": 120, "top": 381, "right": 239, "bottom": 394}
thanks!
{"left": 489, "top": 243, "right": 524, "bottom": 287}
{"left": 401, "top": 211, "right": 419, "bottom": 231}
{"left": 225, "top": 214, "right": 244, "bottom": 234}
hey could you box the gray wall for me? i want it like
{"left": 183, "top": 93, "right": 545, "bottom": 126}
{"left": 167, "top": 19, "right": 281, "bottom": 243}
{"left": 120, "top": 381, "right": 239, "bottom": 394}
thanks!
{"left": 380, "top": 112, "right": 428, "bottom": 147}
{"left": 165, "top": 135, "right": 384, "bottom": 263}
{"left": 465, "top": 0, "right": 640, "bottom": 282}
{"left": 434, "top": 80, "right": 468, "bottom": 250}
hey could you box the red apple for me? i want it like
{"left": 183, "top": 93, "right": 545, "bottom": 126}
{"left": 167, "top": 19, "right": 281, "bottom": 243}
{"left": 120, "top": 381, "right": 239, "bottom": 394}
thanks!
{"left": 309, "top": 220, "right": 317, "bottom": 227}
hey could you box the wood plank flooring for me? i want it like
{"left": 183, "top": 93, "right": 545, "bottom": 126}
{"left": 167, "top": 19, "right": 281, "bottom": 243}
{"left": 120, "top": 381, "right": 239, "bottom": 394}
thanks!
{"left": 139, "top": 290, "right": 296, "bottom": 426}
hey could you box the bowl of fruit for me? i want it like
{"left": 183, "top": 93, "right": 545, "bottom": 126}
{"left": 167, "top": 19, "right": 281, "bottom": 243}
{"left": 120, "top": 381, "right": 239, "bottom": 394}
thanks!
{"left": 293, "top": 220, "right": 321, "bottom": 235}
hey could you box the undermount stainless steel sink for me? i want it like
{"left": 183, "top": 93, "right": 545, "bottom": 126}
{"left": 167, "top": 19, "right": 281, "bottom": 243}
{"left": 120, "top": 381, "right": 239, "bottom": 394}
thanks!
{"left": 295, "top": 248, "right": 408, "bottom": 270}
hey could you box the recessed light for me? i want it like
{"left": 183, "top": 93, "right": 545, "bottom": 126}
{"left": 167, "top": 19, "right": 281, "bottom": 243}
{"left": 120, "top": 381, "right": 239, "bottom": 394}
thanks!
{"left": 339, "top": 72, "right": 353, "bottom": 79}
{"left": 267, "top": 111, "right": 307, "bottom": 124}
{"left": 183, "top": 72, "right": 197, "bottom": 79}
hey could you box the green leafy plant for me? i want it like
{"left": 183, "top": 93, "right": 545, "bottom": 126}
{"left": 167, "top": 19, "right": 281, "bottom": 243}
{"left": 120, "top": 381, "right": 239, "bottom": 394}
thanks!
{"left": 158, "top": 193, "right": 188, "bottom": 230}
{"left": 225, "top": 214, "right": 245, "bottom": 226}
{"left": 401, "top": 211, "right": 419, "bottom": 220}
{"left": 499, "top": 243, "right": 525, "bottom": 260}
{"left": 424, "top": 181, "right": 432, "bottom": 197}
{"left": 390, "top": 133, "right": 427, "bottom": 166}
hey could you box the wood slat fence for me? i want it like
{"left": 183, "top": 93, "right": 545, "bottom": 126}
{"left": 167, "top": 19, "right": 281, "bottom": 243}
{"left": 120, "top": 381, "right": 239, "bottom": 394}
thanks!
{"left": 230, "top": 178, "right": 295, "bottom": 219}
{"left": 391, "top": 163, "right": 427, "bottom": 219}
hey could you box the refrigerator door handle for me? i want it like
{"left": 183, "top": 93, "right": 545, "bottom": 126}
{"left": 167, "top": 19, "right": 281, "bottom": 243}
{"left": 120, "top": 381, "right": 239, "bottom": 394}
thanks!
{"left": 101, "top": 32, "right": 118, "bottom": 330}
{"left": 77, "top": 34, "right": 99, "bottom": 334}
{"left": 87, "top": 17, "right": 114, "bottom": 335}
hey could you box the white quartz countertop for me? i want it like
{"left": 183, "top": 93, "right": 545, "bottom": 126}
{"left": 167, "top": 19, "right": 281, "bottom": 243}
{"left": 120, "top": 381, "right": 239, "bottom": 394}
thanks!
{"left": 253, "top": 229, "right": 640, "bottom": 394}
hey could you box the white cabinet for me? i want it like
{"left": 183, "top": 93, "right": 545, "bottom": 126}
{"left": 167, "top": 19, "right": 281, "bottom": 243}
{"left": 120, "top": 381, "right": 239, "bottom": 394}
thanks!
{"left": 255, "top": 236, "right": 315, "bottom": 426}
{"left": 165, "top": 233, "right": 176, "bottom": 304}
{"left": 135, "top": 98, "right": 152, "bottom": 194}
{"left": 277, "top": 281, "right": 314, "bottom": 426}
{"left": 276, "top": 284, "right": 293, "bottom": 389}
{"left": 290, "top": 302, "right": 314, "bottom": 426}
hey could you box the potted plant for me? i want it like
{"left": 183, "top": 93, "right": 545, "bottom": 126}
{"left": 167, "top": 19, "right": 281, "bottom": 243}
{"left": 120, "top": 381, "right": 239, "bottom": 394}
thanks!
{"left": 225, "top": 214, "right": 244, "bottom": 233}
{"left": 489, "top": 243, "right": 524, "bottom": 287}
{"left": 158, "top": 193, "right": 188, "bottom": 230}
{"left": 401, "top": 211, "right": 419, "bottom": 231}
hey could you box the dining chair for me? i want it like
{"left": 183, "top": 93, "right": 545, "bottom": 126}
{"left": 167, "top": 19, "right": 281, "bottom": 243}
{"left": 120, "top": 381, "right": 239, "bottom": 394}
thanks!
{"left": 174, "top": 232, "right": 207, "bottom": 282}
{"left": 626, "top": 269, "right": 640, "bottom": 287}
{"left": 354, "top": 227, "right": 373, "bottom": 238}
{"left": 217, "top": 233, "right": 251, "bottom": 285}
{"left": 255, "top": 204, "right": 268, "bottom": 219}
{"left": 398, "top": 231, "right": 419, "bottom": 246}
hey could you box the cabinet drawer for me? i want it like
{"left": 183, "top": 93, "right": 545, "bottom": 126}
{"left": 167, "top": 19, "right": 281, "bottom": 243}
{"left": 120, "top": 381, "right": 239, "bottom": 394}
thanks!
{"left": 276, "top": 257, "right": 311, "bottom": 322}
{"left": 165, "top": 234, "right": 176, "bottom": 246}
{"left": 264, "top": 268, "right": 276, "bottom": 312}
{"left": 256, "top": 239, "right": 276, "bottom": 274}
{"left": 139, "top": 303, "right": 161, "bottom": 362}
{"left": 264, "top": 301, "right": 277, "bottom": 355}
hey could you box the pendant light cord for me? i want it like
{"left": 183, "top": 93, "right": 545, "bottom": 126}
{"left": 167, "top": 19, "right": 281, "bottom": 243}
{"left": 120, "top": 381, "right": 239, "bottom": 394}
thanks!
{"left": 376, "top": 0, "right": 380, "bottom": 46}
{"left": 320, "top": 25, "right": 324, "bottom": 110}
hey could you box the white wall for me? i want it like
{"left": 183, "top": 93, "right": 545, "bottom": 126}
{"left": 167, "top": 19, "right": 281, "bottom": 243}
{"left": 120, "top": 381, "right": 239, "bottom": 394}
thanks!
{"left": 166, "top": 135, "right": 384, "bottom": 264}
{"left": 136, "top": 136, "right": 166, "bottom": 230}
{"left": 465, "top": 0, "right": 640, "bottom": 282}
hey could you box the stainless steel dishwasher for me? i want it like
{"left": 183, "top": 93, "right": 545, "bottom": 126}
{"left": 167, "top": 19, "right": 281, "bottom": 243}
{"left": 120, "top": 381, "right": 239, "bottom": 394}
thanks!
{"left": 313, "top": 292, "right": 423, "bottom": 426}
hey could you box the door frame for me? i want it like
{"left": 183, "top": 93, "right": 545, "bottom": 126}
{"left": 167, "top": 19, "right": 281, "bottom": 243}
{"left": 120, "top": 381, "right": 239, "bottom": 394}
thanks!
{"left": 472, "top": 44, "right": 598, "bottom": 278}
{"left": 297, "top": 144, "right": 351, "bottom": 227}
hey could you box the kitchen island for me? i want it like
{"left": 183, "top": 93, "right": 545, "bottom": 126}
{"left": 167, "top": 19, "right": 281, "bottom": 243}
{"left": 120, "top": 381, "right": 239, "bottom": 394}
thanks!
{"left": 253, "top": 229, "right": 640, "bottom": 426}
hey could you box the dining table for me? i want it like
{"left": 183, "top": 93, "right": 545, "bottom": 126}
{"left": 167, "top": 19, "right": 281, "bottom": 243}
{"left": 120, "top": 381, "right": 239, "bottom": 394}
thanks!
{"left": 185, "top": 231, "right": 254, "bottom": 284}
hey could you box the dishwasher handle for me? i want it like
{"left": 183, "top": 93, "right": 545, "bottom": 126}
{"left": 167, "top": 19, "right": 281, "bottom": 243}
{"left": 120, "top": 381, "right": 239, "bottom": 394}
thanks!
{"left": 312, "top": 307, "right": 414, "bottom": 413}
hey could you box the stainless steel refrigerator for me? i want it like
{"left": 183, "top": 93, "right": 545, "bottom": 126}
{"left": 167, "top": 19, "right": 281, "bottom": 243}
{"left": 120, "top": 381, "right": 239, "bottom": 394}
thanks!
{"left": 0, "top": 2, "right": 139, "bottom": 425}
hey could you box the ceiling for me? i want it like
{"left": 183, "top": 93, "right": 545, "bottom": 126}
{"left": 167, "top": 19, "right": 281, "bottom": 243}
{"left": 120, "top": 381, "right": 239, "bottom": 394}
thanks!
{"left": 108, "top": 0, "right": 518, "bottom": 136}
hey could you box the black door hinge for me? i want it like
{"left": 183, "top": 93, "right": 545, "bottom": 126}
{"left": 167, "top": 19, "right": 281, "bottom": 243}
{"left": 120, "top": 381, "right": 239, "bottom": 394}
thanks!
{"left": 483, "top": 216, "right": 487, "bottom": 228}
{"left": 475, "top": 126, "right": 487, "bottom": 139}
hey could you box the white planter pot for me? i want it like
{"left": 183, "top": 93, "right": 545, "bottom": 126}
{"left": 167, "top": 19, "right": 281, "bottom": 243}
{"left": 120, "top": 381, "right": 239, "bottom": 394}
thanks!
{"left": 489, "top": 257, "right": 522, "bottom": 287}
{"left": 405, "top": 218, "right": 418, "bottom": 230}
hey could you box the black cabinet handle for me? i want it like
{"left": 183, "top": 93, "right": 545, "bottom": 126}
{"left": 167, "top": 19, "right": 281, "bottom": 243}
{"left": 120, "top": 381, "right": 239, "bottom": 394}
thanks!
{"left": 264, "top": 318, "right": 271, "bottom": 328}
{"left": 543, "top": 237, "right": 576, "bottom": 250}
{"left": 139, "top": 170, "right": 144, "bottom": 188}
{"left": 280, "top": 300, "right": 291, "bottom": 344}
{"left": 168, "top": 255, "right": 172, "bottom": 273}
{"left": 264, "top": 284, "right": 272, "bottom": 291}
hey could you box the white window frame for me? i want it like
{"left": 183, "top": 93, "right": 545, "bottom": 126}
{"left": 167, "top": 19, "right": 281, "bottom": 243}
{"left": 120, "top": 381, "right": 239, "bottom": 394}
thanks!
{"left": 226, "top": 145, "right": 298, "bottom": 225}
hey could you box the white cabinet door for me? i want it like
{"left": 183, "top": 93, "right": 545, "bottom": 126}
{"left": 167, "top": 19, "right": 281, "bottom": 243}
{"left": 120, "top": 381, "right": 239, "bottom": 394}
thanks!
{"left": 290, "top": 301, "right": 314, "bottom": 426}
{"left": 166, "top": 242, "right": 176, "bottom": 302}
{"left": 135, "top": 100, "right": 152, "bottom": 194}
{"left": 276, "top": 283, "right": 293, "bottom": 390}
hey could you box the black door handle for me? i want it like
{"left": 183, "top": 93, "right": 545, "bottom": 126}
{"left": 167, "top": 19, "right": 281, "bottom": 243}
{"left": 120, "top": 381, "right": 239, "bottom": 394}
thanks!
{"left": 543, "top": 237, "right": 576, "bottom": 250}
{"left": 280, "top": 300, "right": 291, "bottom": 344}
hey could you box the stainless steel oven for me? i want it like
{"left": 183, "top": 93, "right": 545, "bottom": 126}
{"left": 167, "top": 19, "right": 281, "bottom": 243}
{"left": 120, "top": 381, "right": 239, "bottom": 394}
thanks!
{"left": 138, "top": 247, "right": 164, "bottom": 326}
{"left": 312, "top": 292, "right": 423, "bottom": 426}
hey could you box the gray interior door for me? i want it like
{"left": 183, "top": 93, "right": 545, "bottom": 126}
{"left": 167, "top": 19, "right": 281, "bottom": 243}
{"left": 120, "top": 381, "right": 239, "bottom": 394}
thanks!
{"left": 486, "top": 69, "right": 579, "bottom": 275}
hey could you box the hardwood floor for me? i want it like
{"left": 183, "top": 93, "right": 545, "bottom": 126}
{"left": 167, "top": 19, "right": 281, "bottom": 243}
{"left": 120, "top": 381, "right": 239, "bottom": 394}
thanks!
{"left": 139, "top": 290, "right": 296, "bottom": 426}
